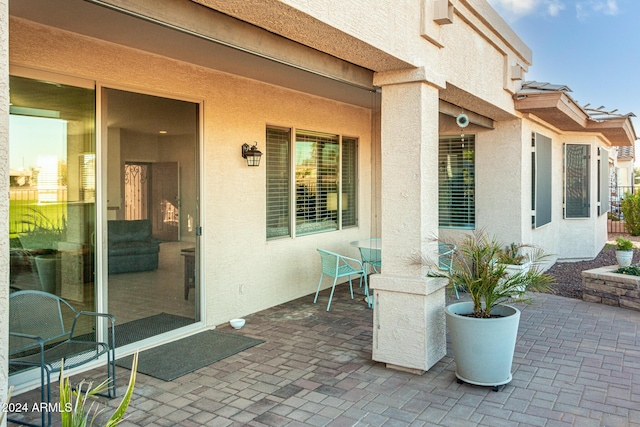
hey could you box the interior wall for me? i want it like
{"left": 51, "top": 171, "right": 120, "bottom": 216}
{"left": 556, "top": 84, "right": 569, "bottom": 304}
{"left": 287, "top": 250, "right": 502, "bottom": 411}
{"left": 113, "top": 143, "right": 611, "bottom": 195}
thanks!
{"left": 159, "top": 134, "right": 197, "bottom": 241}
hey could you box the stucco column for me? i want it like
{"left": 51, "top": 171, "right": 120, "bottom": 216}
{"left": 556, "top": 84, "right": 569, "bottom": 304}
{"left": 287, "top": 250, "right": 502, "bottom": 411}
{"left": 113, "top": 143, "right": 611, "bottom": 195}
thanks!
{"left": 1, "top": 0, "right": 9, "bottom": 420}
{"left": 370, "top": 67, "right": 447, "bottom": 374}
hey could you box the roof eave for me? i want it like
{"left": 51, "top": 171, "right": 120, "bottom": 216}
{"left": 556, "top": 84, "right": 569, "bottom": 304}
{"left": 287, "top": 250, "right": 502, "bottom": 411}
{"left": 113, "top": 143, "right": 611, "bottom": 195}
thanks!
{"left": 514, "top": 92, "right": 587, "bottom": 130}
{"left": 587, "top": 117, "right": 637, "bottom": 147}
{"left": 515, "top": 92, "right": 637, "bottom": 146}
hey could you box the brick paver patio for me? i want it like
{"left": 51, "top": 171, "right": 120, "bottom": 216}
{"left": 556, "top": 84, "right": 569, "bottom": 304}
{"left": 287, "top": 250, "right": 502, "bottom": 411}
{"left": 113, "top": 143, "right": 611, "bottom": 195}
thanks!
{"left": 9, "top": 285, "right": 640, "bottom": 426}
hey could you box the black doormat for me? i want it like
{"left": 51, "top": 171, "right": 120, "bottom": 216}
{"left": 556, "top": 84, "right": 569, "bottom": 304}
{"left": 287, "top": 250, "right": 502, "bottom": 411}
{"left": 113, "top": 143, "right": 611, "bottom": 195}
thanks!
{"left": 9, "top": 313, "right": 195, "bottom": 375}
{"left": 116, "top": 330, "right": 264, "bottom": 381}
{"left": 113, "top": 313, "right": 194, "bottom": 347}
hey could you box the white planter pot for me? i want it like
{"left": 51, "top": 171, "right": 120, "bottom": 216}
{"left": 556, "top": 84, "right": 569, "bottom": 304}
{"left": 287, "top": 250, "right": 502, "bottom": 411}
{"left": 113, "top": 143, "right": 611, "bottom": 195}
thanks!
{"left": 445, "top": 301, "right": 520, "bottom": 389}
{"left": 616, "top": 250, "right": 633, "bottom": 267}
{"left": 35, "top": 253, "right": 61, "bottom": 294}
{"left": 498, "top": 262, "right": 531, "bottom": 298}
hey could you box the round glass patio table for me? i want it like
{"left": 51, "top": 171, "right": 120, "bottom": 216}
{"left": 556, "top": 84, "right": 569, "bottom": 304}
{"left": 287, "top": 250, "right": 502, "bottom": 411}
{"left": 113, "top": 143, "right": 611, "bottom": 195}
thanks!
{"left": 349, "top": 238, "right": 380, "bottom": 306}
{"left": 349, "top": 238, "right": 381, "bottom": 250}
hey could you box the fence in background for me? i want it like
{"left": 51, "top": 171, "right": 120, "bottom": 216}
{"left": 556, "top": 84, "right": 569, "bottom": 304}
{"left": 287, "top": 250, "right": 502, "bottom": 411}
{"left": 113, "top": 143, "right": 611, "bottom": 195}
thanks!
{"left": 609, "top": 185, "right": 634, "bottom": 234}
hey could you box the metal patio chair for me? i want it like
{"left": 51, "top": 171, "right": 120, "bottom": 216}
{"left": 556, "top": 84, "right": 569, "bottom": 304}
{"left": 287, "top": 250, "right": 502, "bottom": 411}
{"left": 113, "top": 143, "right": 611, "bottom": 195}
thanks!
{"left": 9, "top": 290, "right": 117, "bottom": 427}
{"left": 439, "top": 243, "right": 458, "bottom": 299}
{"left": 314, "top": 249, "right": 369, "bottom": 311}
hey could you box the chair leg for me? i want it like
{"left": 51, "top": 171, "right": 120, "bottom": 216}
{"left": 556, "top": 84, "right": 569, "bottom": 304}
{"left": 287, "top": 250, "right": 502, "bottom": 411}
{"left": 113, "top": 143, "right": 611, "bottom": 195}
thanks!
{"left": 362, "top": 273, "right": 371, "bottom": 308}
{"left": 451, "top": 279, "right": 459, "bottom": 299}
{"left": 45, "top": 368, "right": 52, "bottom": 427}
{"left": 109, "top": 349, "right": 117, "bottom": 398}
{"left": 348, "top": 277, "right": 354, "bottom": 299}
{"left": 314, "top": 273, "right": 324, "bottom": 304}
{"left": 326, "top": 277, "right": 339, "bottom": 311}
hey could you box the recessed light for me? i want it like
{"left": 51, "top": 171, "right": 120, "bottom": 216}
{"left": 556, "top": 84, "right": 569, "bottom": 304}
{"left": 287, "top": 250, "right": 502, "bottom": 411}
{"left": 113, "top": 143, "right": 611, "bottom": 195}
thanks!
{"left": 159, "top": 130, "right": 168, "bottom": 134}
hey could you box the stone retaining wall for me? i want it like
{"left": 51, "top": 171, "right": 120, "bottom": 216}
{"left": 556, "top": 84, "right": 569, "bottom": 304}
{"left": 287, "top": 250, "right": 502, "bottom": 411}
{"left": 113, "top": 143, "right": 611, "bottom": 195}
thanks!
{"left": 582, "top": 266, "right": 640, "bottom": 311}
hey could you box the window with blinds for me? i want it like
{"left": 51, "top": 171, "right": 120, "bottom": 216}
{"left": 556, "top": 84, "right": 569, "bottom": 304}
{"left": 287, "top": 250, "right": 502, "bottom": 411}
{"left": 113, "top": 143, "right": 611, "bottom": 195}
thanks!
{"left": 266, "top": 127, "right": 358, "bottom": 239}
{"left": 342, "top": 137, "right": 357, "bottom": 228}
{"left": 564, "top": 143, "right": 590, "bottom": 218}
{"left": 438, "top": 135, "right": 475, "bottom": 229}
{"left": 266, "top": 127, "right": 291, "bottom": 239}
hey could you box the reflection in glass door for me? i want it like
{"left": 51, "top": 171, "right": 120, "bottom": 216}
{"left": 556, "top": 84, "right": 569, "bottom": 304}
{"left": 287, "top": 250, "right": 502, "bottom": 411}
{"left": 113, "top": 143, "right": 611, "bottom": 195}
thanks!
{"left": 104, "top": 88, "right": 199, "bottom": 347}
{"left": 9, "top": 74, "right": 97, "bottom": 341}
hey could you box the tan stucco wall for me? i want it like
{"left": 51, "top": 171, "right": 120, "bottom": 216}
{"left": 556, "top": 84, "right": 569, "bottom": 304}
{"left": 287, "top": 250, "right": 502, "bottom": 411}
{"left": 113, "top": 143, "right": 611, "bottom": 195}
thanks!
{"left": 439, "top": 111, "right": 609, "bottom": 262}
{"left": 9, "top": 17, "right": 374, "bottom": 326}
{"left": 518, "top": 119, "right": 609, "bottom": 261}
{"left": 200, "top": 0, "right": 530, "bottom": 120}
{"left": 0, "top": 0, "right": 9, "bottom": 418}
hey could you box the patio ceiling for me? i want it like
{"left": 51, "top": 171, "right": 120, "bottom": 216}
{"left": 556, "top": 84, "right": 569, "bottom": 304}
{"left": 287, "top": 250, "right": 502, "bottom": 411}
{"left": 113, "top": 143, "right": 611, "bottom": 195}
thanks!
{"left": 514, "top": 81, "right": 637, "bottom": 146}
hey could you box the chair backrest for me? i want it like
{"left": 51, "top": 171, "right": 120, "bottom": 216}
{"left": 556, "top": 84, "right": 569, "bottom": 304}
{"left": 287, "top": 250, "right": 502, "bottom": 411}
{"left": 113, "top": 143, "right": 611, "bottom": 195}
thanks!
{"left": 317, "top": 249, "right": 340, "bottom": 277}
{"left": 9, "top": 290, "right": 75, "bottom": 354}
{"left": 359, "top": 247, "right": 381, "bottom": 265}
{"left": 438, "top": 243, "right": 456, "bottom": 272}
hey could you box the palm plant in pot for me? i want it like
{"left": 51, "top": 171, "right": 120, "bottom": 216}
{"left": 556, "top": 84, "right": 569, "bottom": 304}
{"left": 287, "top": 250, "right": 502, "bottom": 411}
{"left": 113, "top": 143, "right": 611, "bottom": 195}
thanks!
{"left": 438, "top": 230, "right": 553, "bottom": 390}
{"left": 615, "top": 237, "right": 634, "bottom": 267}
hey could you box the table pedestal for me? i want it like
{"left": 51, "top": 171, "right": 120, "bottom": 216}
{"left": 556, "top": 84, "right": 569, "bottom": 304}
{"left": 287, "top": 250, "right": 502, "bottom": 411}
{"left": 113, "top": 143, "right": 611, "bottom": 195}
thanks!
{"left": 181, "top": 248, "right": 195, "bottom": 299}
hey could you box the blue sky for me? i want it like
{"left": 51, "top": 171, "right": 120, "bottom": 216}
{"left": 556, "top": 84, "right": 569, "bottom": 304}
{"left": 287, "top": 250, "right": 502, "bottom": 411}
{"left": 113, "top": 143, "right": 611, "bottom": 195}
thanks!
{"left": 487, "top": 0, "right": 639, "bottom": 155}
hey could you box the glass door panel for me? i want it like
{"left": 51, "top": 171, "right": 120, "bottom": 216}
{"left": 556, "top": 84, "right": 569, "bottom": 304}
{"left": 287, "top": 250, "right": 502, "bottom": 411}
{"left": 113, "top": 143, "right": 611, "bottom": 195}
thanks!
{"left": 9, "top": 75, "right": 97, "bottom": 342}
{"left": 104, "top": 88, "right": 199, "bottom": 346}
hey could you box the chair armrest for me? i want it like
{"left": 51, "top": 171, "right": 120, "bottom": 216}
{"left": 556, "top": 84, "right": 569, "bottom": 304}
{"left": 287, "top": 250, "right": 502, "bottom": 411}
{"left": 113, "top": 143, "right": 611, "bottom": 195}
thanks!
{"left": 76, "top": 311, "right": 116, "bottom": 324}
{"left": 9, "top": 331, "right": 45, "bottom": 356}
{"left": 71, "top": 312, "right": 116, "bottom": 346}
{"left": 337, "top": 254, "right": 364, "bottom": 269}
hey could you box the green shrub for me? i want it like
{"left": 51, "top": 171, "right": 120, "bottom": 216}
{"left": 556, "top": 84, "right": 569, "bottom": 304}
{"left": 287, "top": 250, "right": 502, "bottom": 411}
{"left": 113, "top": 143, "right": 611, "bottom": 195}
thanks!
{"left": 621, "top": 192, "right": 640, "bottom": 236}
{"left": 616, "top": 265, "right": 640, "bottom": 276}
{"left": 616, "top": 237, "right": 634, "bottom": 251}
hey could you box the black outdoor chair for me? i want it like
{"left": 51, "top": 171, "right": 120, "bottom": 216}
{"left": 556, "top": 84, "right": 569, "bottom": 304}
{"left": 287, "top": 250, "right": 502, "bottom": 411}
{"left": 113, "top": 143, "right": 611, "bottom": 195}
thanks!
{"left": 9, "top": 290, "right": 117, "bottom": 427}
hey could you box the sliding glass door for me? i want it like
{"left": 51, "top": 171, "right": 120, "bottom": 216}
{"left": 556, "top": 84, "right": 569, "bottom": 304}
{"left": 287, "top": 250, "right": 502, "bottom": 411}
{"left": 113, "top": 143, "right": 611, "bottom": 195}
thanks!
{"left": 9, "top": 73, "right": 201, "bottom": 361}
{"left": 104, "top": 87, "right": 200, "bottom": 346}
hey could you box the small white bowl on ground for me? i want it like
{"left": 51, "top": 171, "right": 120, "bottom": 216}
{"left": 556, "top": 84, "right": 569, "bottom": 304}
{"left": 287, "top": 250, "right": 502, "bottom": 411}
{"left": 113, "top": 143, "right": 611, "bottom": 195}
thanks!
{"left": 230, "top": 318, "right": 245, "bottom": 329}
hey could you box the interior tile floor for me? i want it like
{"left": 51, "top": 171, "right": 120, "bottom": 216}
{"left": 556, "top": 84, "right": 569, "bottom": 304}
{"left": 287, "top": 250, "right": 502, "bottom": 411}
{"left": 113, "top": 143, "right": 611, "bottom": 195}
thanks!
{"left": 9, "top": 286, "right": 640, "bottom": 426}
{"left": 10, "top": 240, "right": 197, "bottom": 337}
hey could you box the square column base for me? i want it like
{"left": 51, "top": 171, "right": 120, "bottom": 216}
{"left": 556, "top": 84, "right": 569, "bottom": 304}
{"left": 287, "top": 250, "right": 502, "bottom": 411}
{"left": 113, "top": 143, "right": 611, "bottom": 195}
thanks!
{"left": 370, "top": 274, "right": 447, "bottom": 373}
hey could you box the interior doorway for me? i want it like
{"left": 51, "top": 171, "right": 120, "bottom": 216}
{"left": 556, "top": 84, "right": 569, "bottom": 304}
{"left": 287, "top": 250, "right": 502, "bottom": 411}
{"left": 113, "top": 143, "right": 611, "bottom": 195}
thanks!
{"left": 124, "top": 163, "right": 149, "bottom": 220}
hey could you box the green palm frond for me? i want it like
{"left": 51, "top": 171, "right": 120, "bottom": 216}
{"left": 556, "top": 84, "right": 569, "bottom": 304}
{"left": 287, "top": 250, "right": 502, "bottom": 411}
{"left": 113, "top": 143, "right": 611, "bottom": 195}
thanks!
{"left": 60, "top": 351, "right": 139, "bottom": 427}
{"left": 439, "top": 230, "right": 554, "bottom": 317}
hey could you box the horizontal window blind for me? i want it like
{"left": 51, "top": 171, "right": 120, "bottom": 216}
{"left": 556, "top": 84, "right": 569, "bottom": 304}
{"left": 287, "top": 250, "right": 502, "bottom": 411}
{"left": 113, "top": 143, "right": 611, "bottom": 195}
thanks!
{"left": 341, "top": 137, "right": 357, "bottom": 228}
{"left": 438, "top": 135, "right": 475, "bottom": 229}
{"left": 296, "top": 132, "right": 339, "bottom": 235}
{"left": 266, "top": 127, "right": 291, "bottom": 239}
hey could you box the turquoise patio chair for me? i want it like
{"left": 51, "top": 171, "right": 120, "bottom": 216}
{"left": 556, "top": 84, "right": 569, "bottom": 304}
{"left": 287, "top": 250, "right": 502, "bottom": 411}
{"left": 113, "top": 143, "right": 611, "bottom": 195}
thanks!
{"left": 439, "top": 243, "right": 458, "bottom": 299}
{"left": 314, "top": 249, "right": 369, "bottom": 311}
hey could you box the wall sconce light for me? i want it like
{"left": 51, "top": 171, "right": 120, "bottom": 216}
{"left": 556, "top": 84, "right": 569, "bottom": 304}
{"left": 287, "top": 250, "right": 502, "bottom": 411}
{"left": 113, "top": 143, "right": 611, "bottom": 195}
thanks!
{"left": 241, "top": 142, "right": 263, "bottom": 167}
